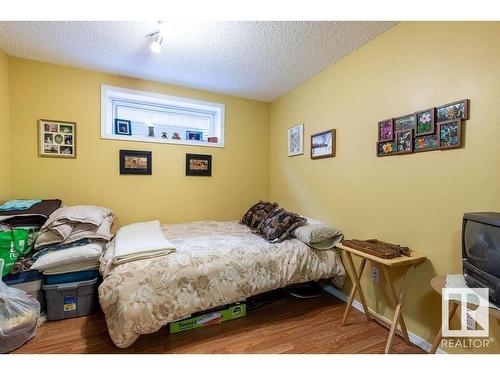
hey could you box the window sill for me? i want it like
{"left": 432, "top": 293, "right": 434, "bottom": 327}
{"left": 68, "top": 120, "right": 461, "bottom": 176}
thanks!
{"left": 100, "top": 133, "right": 225, "bottom": 148}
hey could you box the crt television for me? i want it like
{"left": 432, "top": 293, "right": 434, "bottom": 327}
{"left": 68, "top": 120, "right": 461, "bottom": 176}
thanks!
{"left": 462, "top": 212, "right": 500, "bottom": 305}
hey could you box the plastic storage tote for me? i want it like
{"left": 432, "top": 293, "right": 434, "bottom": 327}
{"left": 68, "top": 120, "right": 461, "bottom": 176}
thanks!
{"left": 45, "top": 270, "right": 100, "bottom": 285}
{"left": 42, "top": 278, "right": 99, "bottom": 321}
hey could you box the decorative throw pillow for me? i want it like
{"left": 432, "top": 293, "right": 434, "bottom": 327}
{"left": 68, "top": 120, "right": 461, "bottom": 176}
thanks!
{"left": 256, "top": 208, "right": 307, "bottom": 243}
{"left": 240, "top": 201, "right": 278, "bottom": 229}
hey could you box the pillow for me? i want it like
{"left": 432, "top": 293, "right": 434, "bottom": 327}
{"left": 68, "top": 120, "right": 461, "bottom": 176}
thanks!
{"left": 114, "top": 220, "right": 175, "bottom": 258}
{"left": 240, "top": 201, "right": 278, "bottom": 229}
{"left": 256, "top": 208, "right": 306, "bottom": 243}
{"left": 31, "top": 243, "right": 103, "bottom": 271}
{"left": 293, "top": 221, "right": 343, "bottom": 250}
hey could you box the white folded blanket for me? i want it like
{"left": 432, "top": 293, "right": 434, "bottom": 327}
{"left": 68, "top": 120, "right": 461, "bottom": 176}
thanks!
{"left": 113, "top": 220, "right": 176, "bottom": 265}
{"left": 31, "top": 243, "right": 103, "bottom": 271}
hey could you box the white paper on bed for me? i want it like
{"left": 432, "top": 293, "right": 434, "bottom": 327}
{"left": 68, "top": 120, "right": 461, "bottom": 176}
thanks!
{"left": 113, "top": 220, "right": 176, "bottom": 265}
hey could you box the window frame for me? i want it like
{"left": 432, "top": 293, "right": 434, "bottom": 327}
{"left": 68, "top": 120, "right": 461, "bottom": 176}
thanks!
{"left": 100, "top": 85, "right": 225, "bottom": 148}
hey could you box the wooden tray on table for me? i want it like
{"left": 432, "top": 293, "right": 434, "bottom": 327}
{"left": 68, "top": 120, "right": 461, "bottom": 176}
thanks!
{"left": 341, "top": 239, "right": 411, "bottom": 259}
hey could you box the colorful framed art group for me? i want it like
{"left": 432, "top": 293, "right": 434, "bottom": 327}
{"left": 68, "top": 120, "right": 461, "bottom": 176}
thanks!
{"left": 376, "top": 99, "right": 468, "bottom": 157}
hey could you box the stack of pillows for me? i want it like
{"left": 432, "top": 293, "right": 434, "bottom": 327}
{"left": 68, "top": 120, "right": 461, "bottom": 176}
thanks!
{"left": 240, "top": 201, "right": 343, "bottom": 250}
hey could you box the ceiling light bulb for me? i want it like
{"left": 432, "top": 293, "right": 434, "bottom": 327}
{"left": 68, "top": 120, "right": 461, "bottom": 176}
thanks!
{"left": 150, "top": 35, "right": 163, "bottom": 54}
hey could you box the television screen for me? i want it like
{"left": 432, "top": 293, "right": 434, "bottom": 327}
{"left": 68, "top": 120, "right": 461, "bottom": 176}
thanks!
{"left": 464, "top": 219, "right": 500, "bottom": 278}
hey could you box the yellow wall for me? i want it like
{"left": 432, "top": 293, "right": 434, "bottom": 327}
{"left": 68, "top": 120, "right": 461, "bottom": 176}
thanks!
{"left": 8, "top": 58, "right": 270, "bottom": 226}
{"left": 0, "top": 49, "right": 10, "bottom": 201}
{"left": 269, "top": 22, "right": 500, "bottom": 353}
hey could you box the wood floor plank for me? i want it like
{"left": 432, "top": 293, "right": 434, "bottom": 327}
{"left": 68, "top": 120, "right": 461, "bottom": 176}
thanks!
{"left": 13, "top": 294, "right": 425, "bottom": 354}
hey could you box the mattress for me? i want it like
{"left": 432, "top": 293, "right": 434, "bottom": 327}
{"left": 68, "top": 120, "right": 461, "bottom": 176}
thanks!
{"left": 98, "top": 221, "right": 346, "bottom": 348}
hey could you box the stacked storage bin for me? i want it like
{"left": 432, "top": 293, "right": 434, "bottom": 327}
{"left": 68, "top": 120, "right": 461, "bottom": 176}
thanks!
{"left": 43, "top": 273, "right": 100, "bottom": 321}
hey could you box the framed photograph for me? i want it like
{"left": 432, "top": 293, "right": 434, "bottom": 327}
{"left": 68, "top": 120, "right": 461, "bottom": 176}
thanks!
{"left": 378, "top": 119, "right": 394, "bottom": 142}
{"left": 394, "top": 113, "right": 416, "bottom": 132}
{"left": 38, "top": 119, "right": 76, "bottom": 158}
{"left": 186, "top": 131, "right": 203, "bottom": 141}
{"left": 186, "top": 154, "right": 212, "bottom": 176}
{"left": 436, "top": 99, "right": 469, "bottom": 122}
{"left": 288, "top": 123, "right": 304, "bottom": 157}
{"left": 395, "top": 129, "right": 413, "bottom": 154}
{"left": 415, "top": 108, "right": 435, "bottom": 136}
{"left": 119, "top": 150, "right": 152, "bottom": 175}
{"left": 311, "top": 129, "right": 335, "bottom": 159}
{"left": 438, "top": 119, "right": 462, "bottom": 150}
{"left": 114, "top": 119, "right": 131, "bottom": 136}
{"left": 414, "top": 134, "right": 438, "bottom": 153}
{"left": 376, "top": 141, "right": 397, "bottom": 157}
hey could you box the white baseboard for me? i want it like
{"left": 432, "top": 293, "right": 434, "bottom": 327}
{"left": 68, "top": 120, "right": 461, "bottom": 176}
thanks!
{"left": 322, "top": 284, "right": 446, "bottom": 354}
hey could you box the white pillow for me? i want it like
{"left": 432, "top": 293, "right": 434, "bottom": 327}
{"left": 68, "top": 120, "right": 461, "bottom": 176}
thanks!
{"left": 292, "top": 217, "right": 343, "bottom": 250}
{"left": 114, "top": 220, "right": 174, "bottom": 258}
{"left": 31, "top": 243, "right": 103, "bottom": 270}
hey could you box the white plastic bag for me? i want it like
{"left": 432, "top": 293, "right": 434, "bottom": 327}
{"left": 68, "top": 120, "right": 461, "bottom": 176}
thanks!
{"left": 0, "top": 259, "right": 40, "bottom": 353}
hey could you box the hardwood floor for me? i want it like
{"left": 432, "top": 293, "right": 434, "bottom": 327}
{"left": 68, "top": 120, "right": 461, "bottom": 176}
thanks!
{"left": 14, "top": 293, "right": 425, "bottom": 354}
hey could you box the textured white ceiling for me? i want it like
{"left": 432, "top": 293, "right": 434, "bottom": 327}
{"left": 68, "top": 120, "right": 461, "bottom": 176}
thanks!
{"left": 0, "top": 21, "right": 396, "bottom": 102}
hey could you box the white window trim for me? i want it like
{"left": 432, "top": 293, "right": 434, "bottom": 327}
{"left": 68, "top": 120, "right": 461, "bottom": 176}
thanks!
{"left": 100, "top": 85, "right": 225, "bottom": 148}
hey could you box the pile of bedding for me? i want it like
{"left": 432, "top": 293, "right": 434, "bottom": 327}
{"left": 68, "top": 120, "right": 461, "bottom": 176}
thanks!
{"left": 30, "top": 205, "right": 114, "bottom": 276}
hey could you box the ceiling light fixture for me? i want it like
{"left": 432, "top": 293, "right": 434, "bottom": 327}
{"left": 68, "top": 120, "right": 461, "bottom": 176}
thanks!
{"left": 147, "top": 21, "right": 165, "bottom": 54}
{"left": 150, "top": 34, "right": 163, "bottom": 54}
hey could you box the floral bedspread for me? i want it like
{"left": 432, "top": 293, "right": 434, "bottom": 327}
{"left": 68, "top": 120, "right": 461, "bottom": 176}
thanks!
{"left": 98, "top": 221, "right": 345, "bottom": 348}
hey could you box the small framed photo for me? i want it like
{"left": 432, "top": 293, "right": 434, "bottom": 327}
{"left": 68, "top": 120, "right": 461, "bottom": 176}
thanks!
{"left": 376, "top": 141, "right": 397, "bottom": 157}
{"left": 186, "top": 131, "right": 203, "bottom": 141}
{"left": 288, "top": 123, "right": 304, "bottom": 157}
{"left": 438, "top": 119, "right": 462, "bottom": 150}
{"left": 378, "top": 119, "right": 394, "bottom": 141}
{"left": 394, "top": 113, "right": 416, "bottom": 132}
{"left": 311, "top": 129, "right": 335, "bottom": 159}
{"left": 120, "top": 150, "right": 152, "bottom": 175}
{"left": 395, "top": 129, "right": 413, "bottom": 154}
{"left": 414, "top": 134, "right": 438, "bottom": 153}
{"left": 415, "top": 108, "right": 435, "bottom": 136}
{"left": 186, "top": 154, "right": 212, "bottom": 176}
{"left": 38, "top": 119, "right": 76, "bottom": 158}
{"left": 114, "top": 119, "right": 132, "bottom": 136}
{"left": 436, "top": 99, "right": 469, "bottom": 122}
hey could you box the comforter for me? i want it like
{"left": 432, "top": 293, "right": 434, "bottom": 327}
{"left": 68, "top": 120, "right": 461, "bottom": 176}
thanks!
{"left": 98, "top": 221, "right": 346, "bottom": 348}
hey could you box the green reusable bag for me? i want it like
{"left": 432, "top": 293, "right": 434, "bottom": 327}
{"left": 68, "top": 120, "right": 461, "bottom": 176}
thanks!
{"left": 0, "top": 228, "right": 35, "bottom": 277}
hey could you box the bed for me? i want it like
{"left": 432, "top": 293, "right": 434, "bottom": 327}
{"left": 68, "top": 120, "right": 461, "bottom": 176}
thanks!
{"left": 98, "top": 220, "right": 346, "bottom": 348}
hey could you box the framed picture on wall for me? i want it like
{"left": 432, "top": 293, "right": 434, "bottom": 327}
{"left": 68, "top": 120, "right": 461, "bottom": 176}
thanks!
{"left": 376, "top": 141, "right": 397, "bottom": 157}
{"left": 311, "top": 129, "right": 336, "bottom": 159}
{"left": 438, "top": 119, "right": 462, "bottom": 149}
{"left": 186, "top": 153, "right": 212, "bottom": 176}
{"left": 415, "top": 108, "right": 435, "bottom": 136}
{"left": 378, "top": 119, "right": 394, "bottom": 141}
{"left": 288, "top": 123, "right": 304, "bottom": 157}
{"left": 394, "top": 113, "right": 416, "bottom": 132}
{"left": 38, "top": 119, "right": 77, "bottom": 158}
{"left": 414, "top": 134, "right": 438, "bottom": 153}
{"left": 436, "top": 99, "right": 469, "bottom": 122}
{"left": 395, "top": 129, "right": 413, "bottom": 154}
{"left": 119, "top": 150, "right": 152, "bottom": 175}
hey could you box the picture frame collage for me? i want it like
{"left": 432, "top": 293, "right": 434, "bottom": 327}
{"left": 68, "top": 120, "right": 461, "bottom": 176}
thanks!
{"left": 38, "top": 119, "right": 77, "bottom": 158}
{"left": 376, "top": 99, "right": 469, "bottom": 157}
{"left": 288, "top": 123, "right": 336, "bottom": 159}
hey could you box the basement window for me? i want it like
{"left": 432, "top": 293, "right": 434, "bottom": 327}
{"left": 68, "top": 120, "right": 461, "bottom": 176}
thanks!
{"left": 101, "top": 85, "right": 225, "bottom": 147}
